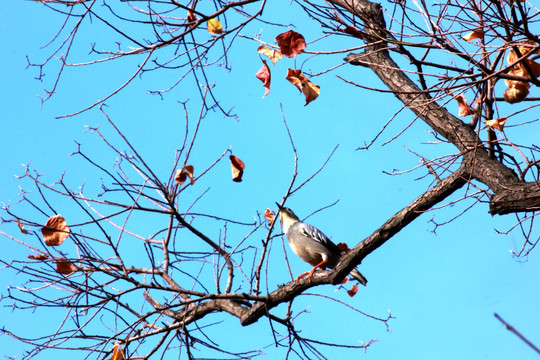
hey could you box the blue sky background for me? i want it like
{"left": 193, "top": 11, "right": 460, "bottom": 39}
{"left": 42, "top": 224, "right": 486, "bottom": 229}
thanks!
{"left": 2, "top": 1, "right": 540, "bottom": 359}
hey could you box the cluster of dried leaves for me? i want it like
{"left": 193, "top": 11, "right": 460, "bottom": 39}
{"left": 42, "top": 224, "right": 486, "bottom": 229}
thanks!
{"left": 256, "top": 30, "right": 320, "bottom": 106}
{"left": 175, "top": 155, "right": 245, "bottom": 185}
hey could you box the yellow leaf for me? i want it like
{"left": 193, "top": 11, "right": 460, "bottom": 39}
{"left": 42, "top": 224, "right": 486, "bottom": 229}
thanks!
{"left": 207, "top": 18, "right": 222, "bottom": 35}
{"left": 257, "top": 45, "right": 282, "bottom": 65}
{"left": 484, "top": 117, "right": 507, "bottom": 131}
{"left": 42, "top": 215, "right": 70, "bottom": 246}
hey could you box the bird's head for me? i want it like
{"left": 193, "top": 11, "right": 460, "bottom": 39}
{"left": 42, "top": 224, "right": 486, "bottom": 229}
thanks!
{"left": 275, "top": 202, "right": 300, "bottom": 231}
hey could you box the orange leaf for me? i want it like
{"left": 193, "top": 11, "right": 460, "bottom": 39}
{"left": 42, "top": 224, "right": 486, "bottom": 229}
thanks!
{"left": 17, "top": 219, "right": 31, "bottom": 234}
{"left": 484, "top": 117, "right": 507, "bottom": 131}
{"left": 257, "top": 45, "right": 282, "bottom": 65}
{"left": 336, "top": 242, "right": 351, "bottom": 254}
{"left": 255, "top": 60, "right": 271, "bottom": 98}
{"left": 264, "top": 208, "right": 275, "bottom": 223}
{"left": 109, "top": 343, "right": 126, "bottom": 360}
{"left": 42, "top": 215, "right": 70, "bottom": 246}
{"left": 275, "top": 30, "right": 306, "bottom": 58}
{"left": 28, "top": 253, "right": 49, "bottom": 260}
{"left": 462, "top": 29, "right": 484, "bottom": 42}
{"left": 207, "top": 18, "right": 222, "bottom": 34}
{"left": 347, "top": 283, "right": 359, "bottom": 297}
{"left": 229, "top": 155, "right": 245, "bottom": 182}
{"left": 454, "top": 94, "right": 474, "bottom": 117}
{"left": 286, "top": 69, "right": 320, "bottom": 106}
{"left": 175, "top": 165, "right": 195, "bottom": 185}
{"left": 56, "top": 258, "right": 76, "bottom": 275}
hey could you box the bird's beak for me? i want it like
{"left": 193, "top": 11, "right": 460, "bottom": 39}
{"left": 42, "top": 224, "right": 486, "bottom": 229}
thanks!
{"left": 275, "top": 202, "right": 283, "bottom": 211}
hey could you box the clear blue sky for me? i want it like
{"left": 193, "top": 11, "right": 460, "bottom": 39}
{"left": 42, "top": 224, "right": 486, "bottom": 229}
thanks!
{"left": 1, "top": 1, "right": 539, "bottom": 359}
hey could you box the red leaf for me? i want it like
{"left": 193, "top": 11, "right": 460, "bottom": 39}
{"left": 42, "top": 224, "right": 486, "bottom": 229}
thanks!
{"left": 255, "top": 60, "right": 271, "bottom": 98}
{"left": 28, "top": 254, "right": 49, "bottom": 260}
{"left": 347, "top": 284, "right": 359, "bottom": 297}
{"left": 230, "top": 155, "right": 245, "bottom": 182}
{"left": 275, "top": 30, "right": 306, "bottom": 58}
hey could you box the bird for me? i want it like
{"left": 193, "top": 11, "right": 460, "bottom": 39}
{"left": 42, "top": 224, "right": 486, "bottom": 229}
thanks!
{"left": 275, "top": 203, "right": 367, "bottom": 285}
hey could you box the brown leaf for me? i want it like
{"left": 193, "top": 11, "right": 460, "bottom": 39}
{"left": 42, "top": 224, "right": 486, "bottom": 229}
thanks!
{"left": 109, "top": 343, "right": 126, "bottom": 360}
{"left": 42, "top": 215, "right": 70, "bottom": 246}
{"left": 462, "top": 29, "right": 484, "bottom": 42}
{"left": 187, "top": 10, "right": 196, "bottom": 23}
{"left": 255, "top": 60, "right": 271, "bottom": 98}
{"left": 28, "top": 254, "right": 49, "bottom": 260}
{"left": 17, "top": 219, "right": 31, "bottom": 234}
{"left": 264, "top": 208, "right": 275, "bottom": 223}
{"left": 286, "top": 69, "right": 320, "bottom": 106}
{"left": 336, "top": 242, "right": 351, "bottom": 254}
{"left": 504, "top": 83, "right": 529, "bottom": 104}
{"left": 343, "top": 26, "right": 365, "bottom": 39}
{"left": 347, "top": 283, "right": 359, "bottom": 297}
{"left": 230, "top": 155, "right": 245, "bottom": 182}
{"left": 454, "top": 94, "right": 475, "bottom": 117}
{"left": 257, "top": 45, "right": 282, "bottom": 65}
{"left": 56, "top": 258, "right": 76, "bottom": 275}
{"left": 207, "top": 18, "right": 222, "bottom": 34}
{"left": 275, "top": 30, "right": 306, "bottom": 58}
{"left": 484, "top": 117, "right": 507, "bottom": 131}
{"left": 175, "top": 165, "right": 195, "bottom": 185}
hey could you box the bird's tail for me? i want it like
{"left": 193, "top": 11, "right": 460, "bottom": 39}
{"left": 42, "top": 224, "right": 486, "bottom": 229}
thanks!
{"left": 350, "top": 269, "right": 368, "bottom": 286}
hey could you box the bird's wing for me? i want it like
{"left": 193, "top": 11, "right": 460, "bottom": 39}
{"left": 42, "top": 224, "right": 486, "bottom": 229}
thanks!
{"left": 299, "top": 222, "right": 340, "bottom": 253}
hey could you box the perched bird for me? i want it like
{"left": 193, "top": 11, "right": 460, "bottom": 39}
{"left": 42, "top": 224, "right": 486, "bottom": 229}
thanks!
{"left": 276, "top": 203, "right": 367, "bottom": 285}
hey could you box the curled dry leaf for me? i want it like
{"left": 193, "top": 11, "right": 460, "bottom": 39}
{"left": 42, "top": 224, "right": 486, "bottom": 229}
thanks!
{"left": 42, "top": 214, "right": 70, "bottom": 246}
{"left": 257, "top": 45, "right": 282, "bottom": 65}
{"left": 347, "top": 283, "right": 359, "bottom": 297}
{"left": 187, "top": 10, "right": 196, "bottom": 23}
{"left": 275, "top": 30, "right": 306, "bottom": 58}
{"left": 336, "top": 242, "right": 351, "bottom": 254}
{"left": 207, "top": 18, "right": 222, "bottom": 34}
{"left": 264, "top": 208, "right": 275, "bottom": 223}
{"left": 504, "top": 82, "right": 529, "bottom": 104}
{"left": 229, "top": 155, "right": 245, "bottom": 182}
{"left": 485, "top": 117, "right": 507, "bottom": 131}
{"left": 28, "top": 253, "right": 49, "bottom": 260}
{"left": 462, "top": 29, "right": 484, "bottom": 42}
{"left": 175, "top": 165, "right": 195, "bottom": 185}
{"left": 17, "top": 219, "right": 31, "bottom": 234}
{"left": 286, "top": 69, "right": 320, "bottom": 106}
{"left": 109, "top": 343, "right": 126, "bottom": 360}
{"left": 255, "top": 60, "right": 271, "bottom": 98}
{"left": 454, "top": 94, "right": 475, "bottom": 117}
{"left": 56, "top": 258, "right": 76, "bottom": 275}
{"left": 343, "top": 26, "right": 365, "bottom": 39}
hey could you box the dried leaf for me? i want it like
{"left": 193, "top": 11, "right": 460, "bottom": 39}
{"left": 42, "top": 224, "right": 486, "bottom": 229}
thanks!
{"left": 347, "top": 283, "right": 359, "bottom": 297}
{"left": 257, "top": 45, "right": 282, "bottom": 65}
{"left": 454, "top": 94, "right": 475, "bottom": 117}
{"left": 343, "top": 26, "right": 365, "bottom": 39}
{"left": 17, "top": 219, "right": 31, "bottom": 234}
{"left": 187, "top": 10, "right": 196, "bottom": 23}
{"left": 462, "top": 29, "right": 484, "bottom": 42}
{"left": 109, "top": 343, "right": 126, "bottom": 360}
{"left": 504, "top": 83, "right": 529, "bottom": 104}
{"left": 264, "top": 208, "right": 275, "bottom": 223}
{"left": 28, "top": 253, "right": 49, "bottom": 260}
{"left": 230, "top": 155, "right": 245, "bottom": 182}
{"left": 275, "top": 30, "right": 306, "bottom": 58}
{"left": 42, "top": 215, "right": 70, "bottom": 246}
{"left": 56, "top": 258, "right": 76, "bottom": 275}
{"left": 175, "top": 165, "right": 195, "bottom": 185}
{"left": 485, "top": 117, "right": 507, "bottom": 131}
{"left": 207, "top": 18, "right": 222, "bottom": 34}
{"left": 336, "top": 242, "right": 351, "bottom": 254}
{"left": 255, "top": 60, "right": 271, "bottom": 98}
{"left": 285, "top": 69, "right": 320, "bottom": 106}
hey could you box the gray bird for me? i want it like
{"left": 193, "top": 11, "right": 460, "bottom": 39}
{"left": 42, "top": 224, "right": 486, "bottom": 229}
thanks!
{"left": 276, "top": 203, "right": 367, "bottom": 285}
